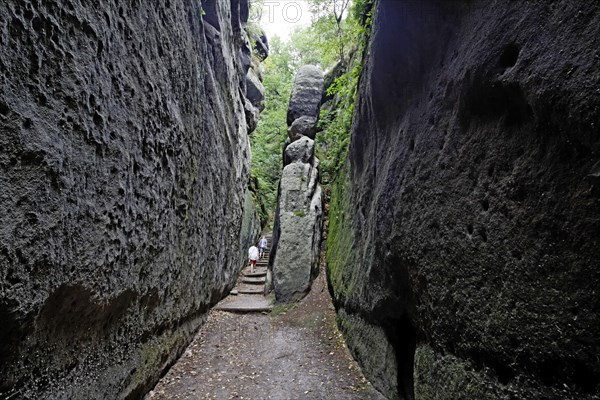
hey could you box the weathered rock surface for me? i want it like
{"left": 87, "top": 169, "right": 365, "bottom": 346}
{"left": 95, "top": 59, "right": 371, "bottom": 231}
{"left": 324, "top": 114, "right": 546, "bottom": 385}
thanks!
{"left": 246, "top": 68, "right": 265, "bottom": 111}
{"left": 327, "top": 1, "right": 600, "bottom": 400}
{"left": 244, "top": 97, "right": 260, "bottom": 134}
{"left": 272, "top": 157, "right": 322, "bottom": 303}
{"left": 288, "top": 115, "right": 318, "bottom": 141}
{"left": 0, "top": 0, "right": 260, "bottom": 398}
{"left": 284, "top": 136, "right": 315, "bottom": 166}
{"left": 252, "top": 29, "right": 270, "bottom": 61}
{"left": 286, "top": 65, "right": 325, "bottom": 126}
{"left": 270, "top": 65, "right": 324, "bottom": 303}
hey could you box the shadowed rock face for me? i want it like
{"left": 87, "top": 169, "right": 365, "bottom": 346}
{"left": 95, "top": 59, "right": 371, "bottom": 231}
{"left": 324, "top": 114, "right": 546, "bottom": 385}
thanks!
{"left": 0, "top": 0, "right": 259, "bottom": 398}
{"left": 328, "top": 1, "right": 600, "bottom": 399}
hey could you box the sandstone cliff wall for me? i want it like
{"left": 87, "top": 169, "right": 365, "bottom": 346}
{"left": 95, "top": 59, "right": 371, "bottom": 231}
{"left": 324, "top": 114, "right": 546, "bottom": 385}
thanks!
{"left": 0, "top": 0, "right": 258, "bottom": 398}
{"left": 327, "top": 1, "right": 600, "bottom": 399}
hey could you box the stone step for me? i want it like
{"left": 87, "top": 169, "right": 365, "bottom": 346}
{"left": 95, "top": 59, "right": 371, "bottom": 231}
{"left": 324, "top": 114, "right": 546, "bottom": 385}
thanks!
{"left": 241, "top": 276, "right": 266, "bottom": 285}
{"left": 242, "top": 270, "right": 267, "bottom": 278}
{"left": 237, "top": 285, "right": 264, "bottom": 294}
{"left": 214, "top": 294, "right": 272, "bottom": 313}
{"left": 243, "top": 266, "right": 266, "bottom": 274}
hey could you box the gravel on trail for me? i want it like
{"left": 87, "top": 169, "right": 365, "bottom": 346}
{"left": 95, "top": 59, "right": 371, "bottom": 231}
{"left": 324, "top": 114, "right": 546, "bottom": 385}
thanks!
{"left": 147, "top": 265, "right": 386, "bottom": 400}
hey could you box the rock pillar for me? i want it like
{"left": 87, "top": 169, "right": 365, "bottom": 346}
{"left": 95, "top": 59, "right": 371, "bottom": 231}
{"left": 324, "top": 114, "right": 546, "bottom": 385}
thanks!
{"left": 269, "top": 65, "right": 325, "bottom": 303}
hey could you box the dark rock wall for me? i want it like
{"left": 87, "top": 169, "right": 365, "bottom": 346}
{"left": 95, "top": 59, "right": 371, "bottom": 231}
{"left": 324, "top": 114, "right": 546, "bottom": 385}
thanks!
{"left": 0, "top": 0, "right": 256, "bottom": 398}
{"left": 328, "top": 0, "right": 600, "bottom": 399}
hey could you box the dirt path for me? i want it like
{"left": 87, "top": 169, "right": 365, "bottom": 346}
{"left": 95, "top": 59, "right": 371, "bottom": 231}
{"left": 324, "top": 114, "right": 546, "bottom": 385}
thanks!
{"left": 147, "top": 265, "right": 385, "bottom": 400}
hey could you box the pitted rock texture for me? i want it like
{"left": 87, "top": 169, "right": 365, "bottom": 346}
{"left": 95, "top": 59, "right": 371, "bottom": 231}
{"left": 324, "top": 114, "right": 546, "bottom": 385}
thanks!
{"left": 286, "top": 65, "right": 325, "bottom": 126}
{"left": 327, "top": 1, "right": 600, "bottom": 400}
{"left": 0, "top": 0, "right": 259, "bottom": 398}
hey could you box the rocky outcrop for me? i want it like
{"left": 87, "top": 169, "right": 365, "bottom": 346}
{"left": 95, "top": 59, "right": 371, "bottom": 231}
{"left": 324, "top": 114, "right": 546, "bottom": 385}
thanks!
{"left": 327, "top": 1, "right": 600, "bottom": 400}
{"left": 246, "top": 69, "right": 265, "bottom": 112}
{"left": 286, "top": 65, "right": 325, "bottom": 128}
{"left": 270, "top": 67, "right": 324, "bottom": 303}
{"left": 0, "top": 0, "right": 262, "bottom": 398}
{"left": 243, "top": 29, "right": 267, "bottom": 132}
{"left": 289, "top": 116, "right": 318, "bottom": 141}
{"left": 252, "top": 29, "right": 269, "bottom": 61}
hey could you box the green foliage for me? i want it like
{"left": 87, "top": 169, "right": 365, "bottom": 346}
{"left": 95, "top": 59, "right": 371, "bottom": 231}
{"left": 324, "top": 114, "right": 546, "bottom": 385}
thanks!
{"left": 326, "top": 161, "right": 355, "bottom": 299}
{"left": 293, "top": 210, "right": 306, "bottom": 217}
{"left": 249, "top": 0, "right": 374, "bottom": 227}
{"left": 315, "top": 0, "right": 373, "bottom": 182}
{"left": 250, "top": 36, "right": 298, "bottom": 226}
{"left": 316, "top": 56, "right": 362, "bottom": 182}
{"left": 245, "top": 22, "right": 263, "bottom": 40}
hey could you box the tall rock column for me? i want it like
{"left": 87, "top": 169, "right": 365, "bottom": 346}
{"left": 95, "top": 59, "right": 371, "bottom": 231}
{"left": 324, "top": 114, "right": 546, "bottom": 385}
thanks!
{"left": 269, "top": 66, "right": 324, "bottom": 303}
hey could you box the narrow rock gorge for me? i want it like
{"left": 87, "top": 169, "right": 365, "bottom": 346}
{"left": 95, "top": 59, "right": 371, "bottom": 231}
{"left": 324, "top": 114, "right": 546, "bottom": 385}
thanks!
{"left": 327, "top": 0, "right": 600, "bottom": 399}
{"left": 0, "top": 0, "right": 262, "bottom": 398}
{"left": 1, "top": 0, "right": 599, "bottom": 399}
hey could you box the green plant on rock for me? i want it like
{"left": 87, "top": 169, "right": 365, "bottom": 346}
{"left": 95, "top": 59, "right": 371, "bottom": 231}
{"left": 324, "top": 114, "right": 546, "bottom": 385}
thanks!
{"left": 249, "top": 0, "right": 374, "bottom": 228}
{"left": 249, "top": 35, "right": 298, "bottom": 227}
{"left": 326, "top": 161, "right": 356, "bottom": 300}
{"left": 293, "top": 209, "right": 306, "bottom": 217}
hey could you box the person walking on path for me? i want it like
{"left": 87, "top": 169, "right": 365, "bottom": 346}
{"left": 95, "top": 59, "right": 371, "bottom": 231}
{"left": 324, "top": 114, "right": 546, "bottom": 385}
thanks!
{"left": 259, "top": 236, "right": 268, "bottom": 259}
{"left": 248, "top": 244, "right": 259, "bottom": 273}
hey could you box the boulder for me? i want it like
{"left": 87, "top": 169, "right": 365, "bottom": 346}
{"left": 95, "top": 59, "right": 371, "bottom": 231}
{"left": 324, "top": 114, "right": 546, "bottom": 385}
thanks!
{"left": 284, "top": 137, "right": 314, "bottom": 166}
{"left": 288, "top": 116, "right": 318, "bottom": 141}
{"left": 246, "top": 68, "right": 265, "bottom": 111}
{"left": 272, "top": 160, "right": 322, "bottom": 303}
{"left": 253, "top": 29, "right": 269, "bottom": 61}
{"left": 286, "top": 65, "right": 324, "bottom": 126}
{"left": 243, "top": 97, "right": 260, "bottom": 134}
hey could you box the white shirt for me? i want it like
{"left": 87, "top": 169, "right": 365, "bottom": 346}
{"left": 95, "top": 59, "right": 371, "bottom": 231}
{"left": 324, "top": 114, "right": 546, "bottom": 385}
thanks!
{"left": 248, "top": 246, "right": 259, "bottom": 260}
{"left": 259, "top": 238, "right": 268, "bottom": 248}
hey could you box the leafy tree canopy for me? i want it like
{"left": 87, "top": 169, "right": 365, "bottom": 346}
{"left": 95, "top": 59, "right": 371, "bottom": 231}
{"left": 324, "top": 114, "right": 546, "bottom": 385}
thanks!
{"left": 249, "top": 0, "right": 374, "bottom": 226}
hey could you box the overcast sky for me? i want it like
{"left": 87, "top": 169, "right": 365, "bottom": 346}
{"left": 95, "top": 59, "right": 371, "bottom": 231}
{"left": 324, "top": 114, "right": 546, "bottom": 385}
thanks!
{"left": 258, "top": 1, "right": 313, "bottom": 41}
